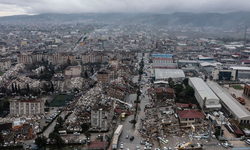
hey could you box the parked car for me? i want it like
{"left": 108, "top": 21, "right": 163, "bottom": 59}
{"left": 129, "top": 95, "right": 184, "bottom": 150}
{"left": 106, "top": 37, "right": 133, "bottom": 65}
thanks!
{"left": 227, "top": 142, "right": 233, "bottom": 147}
{"left": 245, "top": 139, "right": 250, "bottom": 145}
{"left": 73, "top": 132, "right": 80, "bottom": 135}
{"left": 26, "top": 144, "right": 31, "bottom": 149}
{"left": 136, "top": 146, "right": 140, "bottom": 150}
{"left": 168, "top": 147, "right": 172, "bottom": 150}
{"left": 120, "top": 142, "right": 124, "bottom": 149}
{"left": 3, "top": 142, "right": 9, "bottom": 147}
{"left": 87, "top": 137, "right": 91, "bottom": 143}
{"left": 140, "top": 140, "right": 146, "bottom": 145}
{"left": 144, "top": 146, "right": 152, "bottom": 150}
{"left": 130, "top": 136, "right": 134, "bottom": 141}
{"left": 65, "top": 140, "right": 69, "bottom": 144}
{"left": 83, "top": 140, "right": 86, "bottom": 144}
{"left": 221, "top": 142, "right": 228, "bottom": 148}
{"left": 212, "top": 134, "right": 216, "bottom": 139}
{"left": 145, "top": 143, "right": 152, "bottom": 147}
{"left": 126, "top": 135, "right": 129, "bottom": 139}
{"left": 162, "top": 147, "right": 167, "bottom": 150}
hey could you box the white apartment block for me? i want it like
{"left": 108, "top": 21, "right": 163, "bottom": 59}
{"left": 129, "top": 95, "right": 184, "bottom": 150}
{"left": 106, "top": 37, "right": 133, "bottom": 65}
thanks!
{"left": 10, "top": 99, "right": 44, "bottom": 117}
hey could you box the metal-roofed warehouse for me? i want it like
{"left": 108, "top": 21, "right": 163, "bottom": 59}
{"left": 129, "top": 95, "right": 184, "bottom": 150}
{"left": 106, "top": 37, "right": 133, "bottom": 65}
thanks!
{"left": 154, "top": 69, "right": 185, "bottom": 81}
{"left": 189, "top": 78, "right": 221, "bottom": 110}
{"left": 207, "top": 82, "right": 250, "bottom": 125}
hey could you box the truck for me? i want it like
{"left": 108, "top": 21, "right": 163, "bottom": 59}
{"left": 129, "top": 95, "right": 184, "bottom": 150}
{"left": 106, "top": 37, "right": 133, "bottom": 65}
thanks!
{"left": 112, "top": 125, "right": 123, "bottom": 149}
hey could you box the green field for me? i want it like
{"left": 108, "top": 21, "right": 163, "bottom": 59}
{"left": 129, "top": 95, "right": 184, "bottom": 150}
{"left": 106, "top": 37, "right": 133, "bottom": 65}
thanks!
{"left": 0, "top": 71, "right": 4, "bottom": 76}
{"left": 50, "top": 94, "right": 74, "bottom": 107}
{"left": 232, "top": 85, "right": 243, "bottom": 90}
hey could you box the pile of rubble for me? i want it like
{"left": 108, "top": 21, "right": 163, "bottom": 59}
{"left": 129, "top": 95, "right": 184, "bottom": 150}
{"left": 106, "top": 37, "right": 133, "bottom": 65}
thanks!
{"left": 0, "top": 64, "right": 25, "bottom": 82}
{"left": 64, "top": 82, "right": 104, "bottom": 130}
{"left": 65, "top": 77, "right": 85, "bottom": 90}
{"left": 7, "top": 75, "right": 40, "bottom": 90}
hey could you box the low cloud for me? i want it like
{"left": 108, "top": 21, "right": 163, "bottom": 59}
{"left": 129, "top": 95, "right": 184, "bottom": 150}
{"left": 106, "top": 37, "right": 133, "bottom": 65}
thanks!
{"left": 0, "top": 0, "right": 250, "bottom": 16}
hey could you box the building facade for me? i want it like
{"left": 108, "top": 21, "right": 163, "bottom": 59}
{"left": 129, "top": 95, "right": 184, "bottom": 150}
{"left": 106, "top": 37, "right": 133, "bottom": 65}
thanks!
{"left": 179, "top": 110, "right": 204, "bottom": 127}
{"left": 97, "top": 71, "right": 110, "bottom": 84}
{"left": 189, "top": 77, "right": 221, "bottom": 110}
{"left": 0, "top": 59, "right": 11, "bottom": 71}
{"left": 91, "top": 105, "right": 113, "bottom": 131}
{"left": 10, "top": 99, "right": 44, "bottom": 117}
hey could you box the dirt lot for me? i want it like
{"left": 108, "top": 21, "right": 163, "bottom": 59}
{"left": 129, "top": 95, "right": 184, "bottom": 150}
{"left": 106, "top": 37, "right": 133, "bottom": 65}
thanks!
{"left": 226, "top": 84, "right": 250, "bottom": 109}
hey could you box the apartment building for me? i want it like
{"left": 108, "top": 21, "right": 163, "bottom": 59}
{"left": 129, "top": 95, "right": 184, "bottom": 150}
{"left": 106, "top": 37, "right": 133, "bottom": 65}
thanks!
{"left": 91, "top": 104, "right": 113, "bottom": 131}
{"left": 81, "top": 52, "right": 94, "bottom": 64}
{"left": 97, "top": 71, "right": 110, "bottom": 84}
{"left": 0, "top": 59, "right": 11, "bottom": 71}
{"left": 109, "top": 58, "right": 119, "bottom": 71}
{"left": 10, "top": 99, "right": 44, "bottom": 117}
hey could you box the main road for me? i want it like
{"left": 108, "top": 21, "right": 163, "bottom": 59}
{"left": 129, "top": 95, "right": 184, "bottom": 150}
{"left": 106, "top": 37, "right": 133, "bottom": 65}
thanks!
{"left": 118, "top": 78, "right": 152, "bottom": 150}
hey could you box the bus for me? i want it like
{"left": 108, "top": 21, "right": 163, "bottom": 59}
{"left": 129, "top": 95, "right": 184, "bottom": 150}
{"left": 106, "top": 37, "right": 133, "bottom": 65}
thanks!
{"left": 112, "top": 125, "right": 123, "bottom": 149}
{"left": 59, "top": 130, "right": 67, "bottom": 136}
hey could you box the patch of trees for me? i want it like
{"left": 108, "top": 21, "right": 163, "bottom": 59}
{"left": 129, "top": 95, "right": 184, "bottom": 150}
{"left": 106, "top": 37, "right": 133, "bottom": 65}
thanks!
{"left": 0, "top": 99, "right": 10, "bottom": 117}
{"left": 173, "top": 78, "right": 198, "bottom": 106}
{"left": 11, "top": 83, "right": 40, "bottom": 96}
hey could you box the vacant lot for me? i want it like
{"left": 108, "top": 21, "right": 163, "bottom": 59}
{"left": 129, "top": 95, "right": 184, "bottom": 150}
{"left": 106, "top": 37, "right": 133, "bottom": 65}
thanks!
{"left": 50, "top": 94, "right": 74, "bottom": 107}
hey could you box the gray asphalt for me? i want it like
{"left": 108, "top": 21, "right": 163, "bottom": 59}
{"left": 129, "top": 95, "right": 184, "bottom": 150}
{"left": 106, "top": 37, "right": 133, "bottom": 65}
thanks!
{"left": 43, "top": 112, "right": 66, "bottom": 138}
{"left": 118, "top": 77, "right": 150, "bottom": 150}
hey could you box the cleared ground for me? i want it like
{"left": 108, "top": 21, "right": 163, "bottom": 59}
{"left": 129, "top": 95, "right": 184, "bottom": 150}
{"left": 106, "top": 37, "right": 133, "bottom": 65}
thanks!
{"left": 50, "top": 94, "right": 74, "bottom": 107}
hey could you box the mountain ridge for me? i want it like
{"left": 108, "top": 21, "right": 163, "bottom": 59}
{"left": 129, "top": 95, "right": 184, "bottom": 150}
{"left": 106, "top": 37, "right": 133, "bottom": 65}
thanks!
{"left": 0, "top": 12, "right": 250, "bottom": 28}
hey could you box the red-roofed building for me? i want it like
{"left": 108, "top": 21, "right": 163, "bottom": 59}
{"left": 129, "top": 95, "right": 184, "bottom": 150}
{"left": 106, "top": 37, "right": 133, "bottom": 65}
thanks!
{"left": 241, "top": 60, "right": 250, "bottom": 64}
{"left": 178, "top": 110, "right": 204, "bottom": 127}
{"left": 176, "top": 103, "right": 197, "bottom": 109}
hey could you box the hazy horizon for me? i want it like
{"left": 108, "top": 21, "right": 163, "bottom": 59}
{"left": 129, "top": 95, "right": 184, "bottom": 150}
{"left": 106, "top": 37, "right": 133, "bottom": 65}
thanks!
{"left": 1, "top": 0, "right": 250, "bottom": 17}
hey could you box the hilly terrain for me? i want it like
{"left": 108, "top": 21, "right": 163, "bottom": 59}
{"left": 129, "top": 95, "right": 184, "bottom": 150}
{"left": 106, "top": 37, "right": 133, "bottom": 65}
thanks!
{"left": 0, "top": 12, "right": 250, "bottom": 28}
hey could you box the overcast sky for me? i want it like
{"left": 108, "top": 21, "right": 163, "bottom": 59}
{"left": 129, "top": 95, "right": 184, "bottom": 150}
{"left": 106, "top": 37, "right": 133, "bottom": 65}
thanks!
{"left": 0, "top": 0, "right": 250, "bottom": 17}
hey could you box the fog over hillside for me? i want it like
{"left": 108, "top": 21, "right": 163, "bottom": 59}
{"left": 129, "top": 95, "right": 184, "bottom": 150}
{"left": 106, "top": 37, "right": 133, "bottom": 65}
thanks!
{"left": 0, "top": 12, "right": 250, "bottom": 29}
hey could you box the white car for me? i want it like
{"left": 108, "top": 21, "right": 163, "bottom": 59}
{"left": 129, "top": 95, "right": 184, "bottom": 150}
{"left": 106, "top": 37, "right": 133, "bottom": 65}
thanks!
{"left": 136, "top": 146, "right": 140, "bottom": 150}
{"left": 144, "top": 146, "right": 152, "bottom": 150}
{"left": 120, "top": 142, "right": 124, "bottom": 149}
{"left": 145, "top": 143, "right": 152, "bottom": 147}
{"left": 212, "top": 134, "right": 216, "bottom": 139}
{"left": 73, "top": 132, "right": 80, "bottom": 135}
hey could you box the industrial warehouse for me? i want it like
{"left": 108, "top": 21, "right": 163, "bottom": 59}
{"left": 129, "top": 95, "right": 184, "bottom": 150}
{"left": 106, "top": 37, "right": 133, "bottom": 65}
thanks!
{"left": 207, "top": 82, "right": 250, "bottom": 125}
{"left": 189, "top": 77, "right": 221, "bottom": 111}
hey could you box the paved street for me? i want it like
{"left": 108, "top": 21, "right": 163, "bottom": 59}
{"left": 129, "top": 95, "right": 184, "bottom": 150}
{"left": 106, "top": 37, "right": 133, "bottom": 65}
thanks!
{"left": 43, "top": 111, "right": 67, "bottom": 137}
{"left": 118, "top": 78, "right": 151, "bottom": 150}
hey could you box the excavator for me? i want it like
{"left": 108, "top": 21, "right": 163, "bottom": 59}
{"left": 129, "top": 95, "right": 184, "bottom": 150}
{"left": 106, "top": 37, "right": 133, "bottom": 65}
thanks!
{"left": 237, "top": 97, "right": 246, "bottom": 105}
{"left": 230, "top": 94, "right": 245, "bottom": 105}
